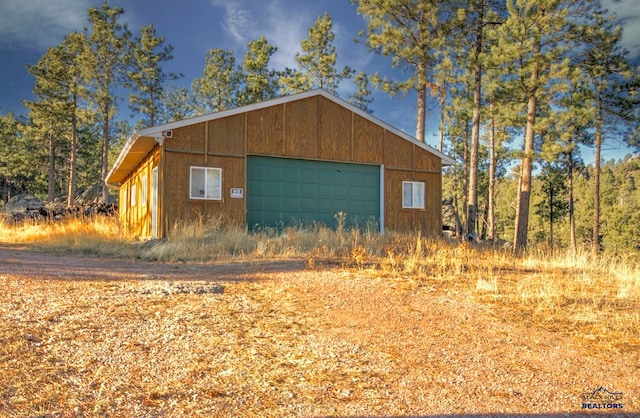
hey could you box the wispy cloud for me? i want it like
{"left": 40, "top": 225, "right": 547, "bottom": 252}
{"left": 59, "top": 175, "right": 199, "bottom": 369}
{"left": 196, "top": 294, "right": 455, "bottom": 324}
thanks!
{"left": 602, "top": 0, "right": 640, "bottom": 61}
{"left": 207, "top": 0, "right": 330, "bottom": 70}
{"left": 0, "top": 0, "right": 93, "bottom": 50}
{"left": 208, "top": 0, "right": 252, "bottom": 45}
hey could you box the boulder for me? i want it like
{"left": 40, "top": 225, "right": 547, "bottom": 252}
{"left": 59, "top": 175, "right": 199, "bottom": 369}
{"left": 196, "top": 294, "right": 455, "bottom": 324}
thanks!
{"left": 74, "top": 184, "right": 116, "bottom": 205}
{"left": 4, "top": 194, "right": 44, "bottom": 214}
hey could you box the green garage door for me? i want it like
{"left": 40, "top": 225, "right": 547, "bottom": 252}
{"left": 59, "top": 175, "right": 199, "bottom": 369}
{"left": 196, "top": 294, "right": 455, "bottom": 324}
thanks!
{"left": 247, "top": 156, "right": 380, "bottom": 230}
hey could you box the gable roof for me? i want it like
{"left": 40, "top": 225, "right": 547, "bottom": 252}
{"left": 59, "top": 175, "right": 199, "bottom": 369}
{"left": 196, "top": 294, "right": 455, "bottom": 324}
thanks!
{"left": 106, "top": 89, "right": 455, "bottom": 185}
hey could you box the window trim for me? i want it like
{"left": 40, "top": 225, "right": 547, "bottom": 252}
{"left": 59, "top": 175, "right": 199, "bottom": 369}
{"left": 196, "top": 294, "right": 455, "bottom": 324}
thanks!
{"left": 130, "top": 184, "right": 137, "bottom": 207}
{"left": 402, "top": 181, "right": 425, "bottom": 209}
{"left": 189, "top": 166, "right": 223, "bottom": 201}
{"left": 141, "top": 174, "right": 148, "bottom": 207}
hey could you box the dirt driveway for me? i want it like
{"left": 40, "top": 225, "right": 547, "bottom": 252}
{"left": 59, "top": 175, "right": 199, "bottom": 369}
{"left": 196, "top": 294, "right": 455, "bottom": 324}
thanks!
{"left": 0, "top": 244, "right": 304, "bottom": 282}
{"left": 1, "top": 244, "right": 637, "bottom": 417}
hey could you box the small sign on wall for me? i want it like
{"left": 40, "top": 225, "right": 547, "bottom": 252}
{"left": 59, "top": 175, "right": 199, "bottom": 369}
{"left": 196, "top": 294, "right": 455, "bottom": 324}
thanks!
{"left": 230, "top": 188, "right": 244, "bottom": 199}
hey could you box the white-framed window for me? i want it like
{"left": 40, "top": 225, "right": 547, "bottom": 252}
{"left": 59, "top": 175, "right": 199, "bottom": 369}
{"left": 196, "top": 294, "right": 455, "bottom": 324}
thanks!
{"left": 130, "top": 184, "right": 137, "bottom": 207}
{"left": 141, "top": 175, "right": 148, "bottom": 207}
{"left": 402, "top": 181, "right": 425, "bottom": 209}
{"left": 190, "top": 166, "right": 222, "bottom": 200}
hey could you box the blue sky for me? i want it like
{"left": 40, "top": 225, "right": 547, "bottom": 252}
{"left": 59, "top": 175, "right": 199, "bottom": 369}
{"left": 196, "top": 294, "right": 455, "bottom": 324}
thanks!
{"left": 0, "top": 0, "right": 638, "bottom": 160}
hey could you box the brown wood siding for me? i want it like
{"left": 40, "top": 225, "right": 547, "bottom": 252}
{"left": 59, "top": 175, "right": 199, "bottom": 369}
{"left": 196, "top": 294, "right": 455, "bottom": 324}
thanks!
{"left": 384, "top": 169, "right": 413, "bottom": 232}
{"left": 165, "top": 122, "right": 206, "bottom": 152}
{"left": 319, "top": 96, "right": 351, "bottom": 161}
{"left": 384, "top": 131, "right": 413, "bottom": 170}
{"left": 414, "top": 144, "right": 441, "bottom": 172}
{"left": 284, "top": 96, "right": 319, "bottom": 158}
{"left": 413, "top": 171, "right": 442, "bottom": 236}
{"left": 208, "top": 114, "right": 245, "bottom": 156}
{"left": 353, "top": 114, "right": 383, "bottom": 164}
{"left": 246, "top": 104, "right": 284, "bottom": 155}
{"left": 162, "top": 150, "right": 245, "bottom": 234}
{"left": 384, "top": 168, "right": 441, "bottom": 236}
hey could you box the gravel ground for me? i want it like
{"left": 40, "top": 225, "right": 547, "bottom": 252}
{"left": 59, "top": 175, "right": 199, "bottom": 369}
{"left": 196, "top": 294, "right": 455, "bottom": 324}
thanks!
{"left": 0, "top": 246, "right": 637, "bottom": 417}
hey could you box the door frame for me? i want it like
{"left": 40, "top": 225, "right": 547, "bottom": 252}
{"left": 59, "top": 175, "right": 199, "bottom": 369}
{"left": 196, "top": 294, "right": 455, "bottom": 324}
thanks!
{"left": 151, "top": 166, "right": 159, "bottom": 238}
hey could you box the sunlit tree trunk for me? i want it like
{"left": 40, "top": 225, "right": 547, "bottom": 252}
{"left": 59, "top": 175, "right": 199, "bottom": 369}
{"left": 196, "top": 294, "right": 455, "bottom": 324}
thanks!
{"left": 513, "top": 36, "right": 540, "bottom": 252}
{"left": 567, "top": 150, "right": 577, "bottom": 254}
{"left": 467, "top": 0, "right": 484, "bottom": 240}
{"left": 593, "top": 91, "right": 603, "bottom": 255}
{"left": 487, "top": 102, "right": 496, "bottom": 241}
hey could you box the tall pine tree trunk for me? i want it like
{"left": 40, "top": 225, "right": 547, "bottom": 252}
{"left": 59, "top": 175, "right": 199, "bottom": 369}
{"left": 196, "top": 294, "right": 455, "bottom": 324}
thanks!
{"left": 567, "top": 150, "right": 577, "bottom": 254}
{"left": 67, "top": 129, "right": 77, "bottom": 207}
{"left": 101, "top": 101, "right": 110, "bottom": 204}
{"left": 487, "top": 102, "right": 496, "bottom": 241}
{"left": 548, "top": 182, "right": 554, "bottom": 252}
{"left": 514, "top": 92, "right": 537, "bottom": 252}
{"left": 48, "top": 134, "right": 55, "bottom": 202}
{"left": 513, "top": 37, "right": 540, "bottom": 253}
{"left": 439, "top": 95, "right": 445, "bottom": 152}
{"left": 462, "top": 117, "right": 470, "bottom": 238}
{"left": 593, "top": 91, "right": 603, "bottom": 255}
{"left": 416, "top": 84, "right": 426, "bottom": 143}
{"left": 67, "top": 97, "right": 78, "bottom": 208}
{"left": 467, "top": 0, "right": 484, "bottom": 240}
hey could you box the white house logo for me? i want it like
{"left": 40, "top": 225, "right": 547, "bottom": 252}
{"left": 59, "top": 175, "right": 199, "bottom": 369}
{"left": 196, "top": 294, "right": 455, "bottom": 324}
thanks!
{"left": 581, "top": 386, "right": 623, "bottom": 410}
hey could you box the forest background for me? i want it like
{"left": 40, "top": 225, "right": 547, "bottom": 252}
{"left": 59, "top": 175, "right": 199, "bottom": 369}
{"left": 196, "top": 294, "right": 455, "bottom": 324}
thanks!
{"left": 0, "top": 0, "right": 638, "bottom": 254}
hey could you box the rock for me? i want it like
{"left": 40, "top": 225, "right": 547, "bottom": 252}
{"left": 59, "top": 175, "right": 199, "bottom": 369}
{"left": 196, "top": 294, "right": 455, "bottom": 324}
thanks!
{"left": 75, "top": 184, "right": 116, "bottom": 205}
{"left": 23, "top": 333, "right": 41, "bottom": 343}
{"left": 4, "top": 194, "right": 43, "bottom": 214}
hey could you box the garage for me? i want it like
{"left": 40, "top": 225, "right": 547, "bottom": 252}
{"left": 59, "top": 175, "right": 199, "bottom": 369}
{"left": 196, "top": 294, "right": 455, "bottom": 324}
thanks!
{"left": 247, "top": 156, "right": 381, "bottom": 230}
{"left": 108, "top": 90, "right": 453, "bottom": 238}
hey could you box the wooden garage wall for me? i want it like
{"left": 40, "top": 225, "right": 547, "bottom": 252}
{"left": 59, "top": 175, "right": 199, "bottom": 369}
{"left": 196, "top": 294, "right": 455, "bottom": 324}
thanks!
{"left": 161, "top": 115, "right": 246, "bottom": 235}
{"left": 382, "top": 131, "right": 442, "bottom": 236}
{"left": 156, "top": 93, "right": 443, "bottom": 236}
{"left": 119, "top": 146, "right": 160, "bottom": 238}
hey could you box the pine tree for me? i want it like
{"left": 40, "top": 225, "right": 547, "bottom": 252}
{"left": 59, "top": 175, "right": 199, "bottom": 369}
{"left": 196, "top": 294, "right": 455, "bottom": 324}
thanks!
{"left": 281, "top": 12, "right": 352, "bottom": 95}
{"left": 158, "top": 84, "right": 192, "bottom": 124}
{"left": 240, "top": 36, "right": 278, "bottom": 105}
{"left": 489, "top": 0, "right": 575, "bottom": 252}
{"left": 191, "top": 49, "right": 241, "bottom": 115}
{"left": 535, "top": 160, "right": 569, "bottom": 252}
{"left": 354, "top": 0, "right": 448, "bottom": 142}
{"left": 129, "top": 24, "right": 179, "bottom": 127}
{"left": 279, "top": 12, "right": 353, "bottom": 94}
{"left": 543, "top": 72, "right": 593, "bottom": 254}
{"left": 24, "top": 53, "right": 68, "bottom": 202}
{"left": 577, "top": 10, "right": 639, "bottom": 255}
{"left": 0, "top": 112, "right": 26, "bottom": 201}
{"left": 83, "top": 0, "right": 132, "bottom": 203}
{"left": 25, "top": 32, "right": 89, "bottom": 205}
{"left": 466, "top": 0, "right": 488, "bottom": 240}
{"left": 349, "top": 71, "right": 374, "bottom": 113}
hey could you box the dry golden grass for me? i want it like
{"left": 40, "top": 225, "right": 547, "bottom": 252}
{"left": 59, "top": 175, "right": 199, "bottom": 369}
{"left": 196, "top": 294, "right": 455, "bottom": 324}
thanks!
{"left": 0, "top": 216, "right": 132, "bottom": 257}
{"left": 0, "top": 217, "right": 638, "bottom": 416}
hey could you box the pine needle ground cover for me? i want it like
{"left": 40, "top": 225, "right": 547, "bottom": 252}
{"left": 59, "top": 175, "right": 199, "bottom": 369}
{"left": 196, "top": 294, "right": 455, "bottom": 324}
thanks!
{"left": 0, "top": 219, "right": 638, "bottom": 416}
